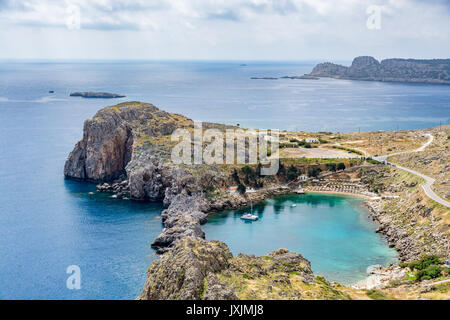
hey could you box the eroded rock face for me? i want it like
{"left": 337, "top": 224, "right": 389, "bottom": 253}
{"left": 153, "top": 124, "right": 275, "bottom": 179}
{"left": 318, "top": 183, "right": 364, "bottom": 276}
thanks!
{"left": 64, "top": 102, "right": 190, "bottom": 182}
{"left": 64, "top": 116, "right": 133, "bottom": 181}
{"left": 140, "top": 237, "right": 233, "bottom": 300}
{"left": 140, "top": 239, "right": 349, "bottom": 300}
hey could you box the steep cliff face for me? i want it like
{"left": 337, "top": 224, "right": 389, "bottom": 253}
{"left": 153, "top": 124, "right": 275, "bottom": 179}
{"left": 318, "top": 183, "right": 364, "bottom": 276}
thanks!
{"left": 64, "top": 102, "right": 191, "bottom": 182}
{"left": 64, "top": 114, "right": 134, "bottom": 181}
{"left": 310, "top": 56, "right": 450, "bottom": 84}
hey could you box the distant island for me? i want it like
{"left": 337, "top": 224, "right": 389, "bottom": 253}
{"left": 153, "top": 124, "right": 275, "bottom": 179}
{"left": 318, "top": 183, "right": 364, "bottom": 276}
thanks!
{"left": 250, "top": 75, "right": 319, "bottom": 80}
{"left": 250, "top": 77, "right": 278, "bottom": 80}
{"left": 309, "top": 56, "right": 450, "bottom": 84}
{"left": 70, "top": 92, "right": 126, "bottom": 98}
{"left": 280, "top": 75, "right": 319, "bottom": 80}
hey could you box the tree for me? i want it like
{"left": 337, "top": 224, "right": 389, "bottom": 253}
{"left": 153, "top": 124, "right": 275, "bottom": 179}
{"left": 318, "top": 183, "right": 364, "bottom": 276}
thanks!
{"left": 337, "top": 163, "right": 346, "bottom": 171}
{"left": 241, "top": 165, "right": 254, "bottom": 177}
{"left": 232, "top": 169, "right": 240, "bottom": 183}
{"left": 308, "top": 167, "right": 322, "bottom": 178}
{"left": 278, "top": 163, "right": 286, "bottom": 178}
{"left": 237, "top": 183, "right": 246, "bottom": 194}
{"left": 287, "top": 166, "right": 299, "bottom": 181}
{"left": 257, "top": 163, "right": 263, "bottom": 177}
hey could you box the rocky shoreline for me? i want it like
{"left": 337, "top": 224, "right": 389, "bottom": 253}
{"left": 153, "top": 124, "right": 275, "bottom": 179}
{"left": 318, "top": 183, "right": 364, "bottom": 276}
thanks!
{"left": 365, "top": 200, "right": 421, "bottom": 262}
{"left": 365, "top": 196, "right": 449, "bottom": 264}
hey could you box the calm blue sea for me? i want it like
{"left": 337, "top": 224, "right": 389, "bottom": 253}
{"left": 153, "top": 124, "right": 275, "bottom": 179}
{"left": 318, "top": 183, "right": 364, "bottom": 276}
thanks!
{"left": 0, "top": 61, "right": 447, "bottom": 299}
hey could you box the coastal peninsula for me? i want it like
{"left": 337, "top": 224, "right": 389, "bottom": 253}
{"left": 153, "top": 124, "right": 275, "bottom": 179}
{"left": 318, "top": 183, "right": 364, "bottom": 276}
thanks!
{"left": 309, "top": 56, "right": 450, "bottom": 84}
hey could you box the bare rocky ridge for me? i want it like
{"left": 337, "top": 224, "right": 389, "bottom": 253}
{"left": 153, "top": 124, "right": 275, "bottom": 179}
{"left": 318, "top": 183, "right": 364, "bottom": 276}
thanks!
{"left": 140, "top": 237, "right": 350, "bottom": 300}
{"left": 310, "top": 56, "right": 450, "bottom": 84}
{"left": 140, "top": 237, "right": 234, "bottom": 300}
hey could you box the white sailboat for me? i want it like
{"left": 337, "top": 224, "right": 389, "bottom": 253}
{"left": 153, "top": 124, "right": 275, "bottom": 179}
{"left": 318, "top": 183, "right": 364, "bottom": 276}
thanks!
{"left": 241, "top": 199, "right": 258, "bottom": 221}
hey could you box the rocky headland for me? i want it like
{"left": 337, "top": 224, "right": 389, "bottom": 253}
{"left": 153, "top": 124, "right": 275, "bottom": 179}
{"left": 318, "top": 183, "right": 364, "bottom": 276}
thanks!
{"left": 70, "top": 91, "right": 126, "bottom": 98}
{"left": 309, "top": 56, "right": 450, "bottom": 84}
{"left": 140, "top": 237, "right": 354, "bottom": 300}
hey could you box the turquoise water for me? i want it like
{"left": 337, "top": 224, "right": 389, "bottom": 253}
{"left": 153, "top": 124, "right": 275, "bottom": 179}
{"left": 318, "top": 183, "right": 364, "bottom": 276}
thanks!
{"left": 204, "top": 193, "right": 398, "bottom": 284}
{"left": 0, "top": 61, "right": 445, "bottom": 299}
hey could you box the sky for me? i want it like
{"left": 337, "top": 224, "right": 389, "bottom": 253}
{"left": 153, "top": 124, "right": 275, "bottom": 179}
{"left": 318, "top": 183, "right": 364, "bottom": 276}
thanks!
{"left": 1, "top": 0, "right": 449, "bottom": 61}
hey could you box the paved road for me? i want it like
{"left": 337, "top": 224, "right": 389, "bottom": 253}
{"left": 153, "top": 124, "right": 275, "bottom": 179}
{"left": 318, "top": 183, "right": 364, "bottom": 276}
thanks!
{"left": 373, "top": 134, "right": 450, "bottom": 208}
{"left": 425, "top": 278, "right": 450, "bottom": 287}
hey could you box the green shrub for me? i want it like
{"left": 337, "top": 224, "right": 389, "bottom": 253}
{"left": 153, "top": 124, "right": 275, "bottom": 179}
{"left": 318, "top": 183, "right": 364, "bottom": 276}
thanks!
{"left": 416, "top": 265, "right": 442, "bottom": 281}
{"left": 400, "top": 255, "right": 444, "bottom": 282}
{"left": 366, "top": 157, "right": 381, "bottom": 165}
{"left": 366, "top": 289, "right": 390, "bottom": 300}
{"left": 331, "top": 145, "right": 364, "bottom": 155}
{"left": 401, "top": 255, "right": 442, "bottom": 271}
{"left": 297, "top": 140, "right": 312, "bottom": 148}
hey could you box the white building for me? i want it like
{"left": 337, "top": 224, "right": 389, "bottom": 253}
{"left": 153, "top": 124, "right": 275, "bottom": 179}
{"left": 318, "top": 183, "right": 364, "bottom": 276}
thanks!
{"left": 305, "top": 138, "right": 319, "bottom": 143}
{"left": 299, "top": 175, "right": 308, "bottom": 181}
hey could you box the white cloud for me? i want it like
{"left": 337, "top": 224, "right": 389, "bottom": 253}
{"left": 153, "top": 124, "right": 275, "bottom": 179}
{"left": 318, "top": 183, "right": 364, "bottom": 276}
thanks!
{"left": 0, "top": 0, "right": 449, "bottom": 60}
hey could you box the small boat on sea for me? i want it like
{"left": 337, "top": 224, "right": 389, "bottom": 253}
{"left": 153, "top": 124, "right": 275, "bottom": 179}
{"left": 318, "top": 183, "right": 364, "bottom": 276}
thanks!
{"left": 241, "top": 199, "right": 258, "bottom": 221}
{"left": 241, "top": 213, "right": 259, "bottom": 221}
{"left": 292, "top": 204, "right": 297, "bottom": 207}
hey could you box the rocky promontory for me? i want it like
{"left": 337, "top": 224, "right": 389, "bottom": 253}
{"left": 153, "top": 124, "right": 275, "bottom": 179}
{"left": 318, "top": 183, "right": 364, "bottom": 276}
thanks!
{"left": 309, "top": 56, "right": 450, "bottom": 84}
{"left": 140, "top": 237, "right": 352, "bottom": 300}
{"left": 70, "top": 91, "right": 126, "bottom": 98}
